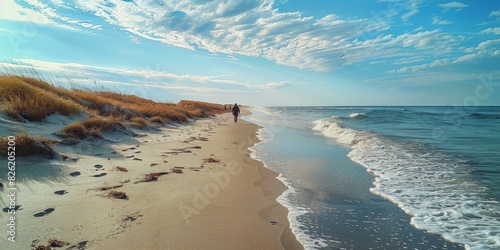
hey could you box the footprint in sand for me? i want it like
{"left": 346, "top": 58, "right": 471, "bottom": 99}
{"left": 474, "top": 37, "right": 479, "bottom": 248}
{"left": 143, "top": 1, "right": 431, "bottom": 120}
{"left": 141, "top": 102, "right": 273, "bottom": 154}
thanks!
{"left": 54, "top": 190, "right": 68, "bottom": 195}
{"left": 2, "top": 205, "right": 21, "bottom": 213}
{"left": 93, "top": 173, "right": 107, "bottom": 178}
{"left": 94, "top": 164, "right": 103, "bottom": 169}
{"left": 133, "top": 158, "right": 142, "bottom": 161}
{"left": 69, "top": 171, "right": 81, "bottom": 177}
{"left": 134, "top": 151, "right": 141, "bottom": 154}
{"left": 33, "top": 208, "right": 55, "bottom": 217}
{"left": 126, "top": 155, "right": 135, "bottom": 158}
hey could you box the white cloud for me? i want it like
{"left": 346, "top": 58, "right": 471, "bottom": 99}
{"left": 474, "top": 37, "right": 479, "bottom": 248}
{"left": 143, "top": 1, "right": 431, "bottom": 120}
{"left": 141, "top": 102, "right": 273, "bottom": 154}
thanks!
{"left": 85, "top": 1, "right": 466, "bottom": 71}
{"left": 481, "top": 27, "right": 500, "bottom": 35}
{"left": 401, "top": 0, "right": 423, "bottom": 21}
{"left": 1, "top": 59, "right": 291, "bottom": 92}
{"left": 413, "top": 26, "right": 424, "bottom": 32}
{"left": 2, "top": 0, "right": 468, "bottom": 73}
{"left": 432, "top": 17, "right": 453, "bottom": 25}
{"left": 489, "top": 10, "right": 500, "bottom": 17}
{"left": 65, "top": 0, "right": 395, "bottom": 71}
{"left": 0, "top": 0, "right": 103, "bottom": 32}
{"left": 474, "top": 39, "right": 500, "bottom": 53}
{"left": 390, "top": 39, "right": 500, "bottom": 74}
{"left": 438, "top": 2, "right": 468, "bottom": 9}
{"left": 389, "top": 29, "right": 464, "bottom": 51}
{"left": 377, "top": 0, "right": 423, "bottom": 22}
{"left": 257, "top": 81, "right": 291, "bottom": 90}
{"left": 0, "top": 0, "right": 54, "bottom": 24}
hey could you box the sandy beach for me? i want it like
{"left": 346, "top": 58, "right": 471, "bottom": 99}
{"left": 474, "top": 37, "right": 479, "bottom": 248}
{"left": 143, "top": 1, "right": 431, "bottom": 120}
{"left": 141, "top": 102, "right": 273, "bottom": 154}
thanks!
{"left": 0, "top": 111, "right": 302, "bottom": 249}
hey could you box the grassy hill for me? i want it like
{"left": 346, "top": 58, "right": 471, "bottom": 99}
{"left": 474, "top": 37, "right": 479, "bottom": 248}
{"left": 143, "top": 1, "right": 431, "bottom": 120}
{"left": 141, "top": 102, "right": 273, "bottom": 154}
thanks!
{"left": 0, "top": 75, "right": 230, "bottom": 156}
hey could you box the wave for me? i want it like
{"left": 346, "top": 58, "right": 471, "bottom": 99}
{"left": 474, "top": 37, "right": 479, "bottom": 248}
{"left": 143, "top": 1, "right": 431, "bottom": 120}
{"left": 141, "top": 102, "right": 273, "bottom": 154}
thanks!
{"left": 348, "top": 112, "right": 367, "bottom": 119}
{"left": 313, "top": 116, "right": 500, "bottom": 250}
{"left": 249, "top": 107, "right": 319, "bottom": 130}
{"left": 312, "top": 116, "right": 372, "bottom": 145}
{"left": 470, "top": 113, "right": 500, "bottom": 119}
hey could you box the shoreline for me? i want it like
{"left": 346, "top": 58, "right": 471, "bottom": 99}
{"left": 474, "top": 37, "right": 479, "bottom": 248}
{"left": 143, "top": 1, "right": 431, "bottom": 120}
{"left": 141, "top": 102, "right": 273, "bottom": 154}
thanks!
{"left": 247, "top": 106, "right": 467, "bottom": 250}
{"left": 0, "top": 111, "right": 302, "bottom": 249}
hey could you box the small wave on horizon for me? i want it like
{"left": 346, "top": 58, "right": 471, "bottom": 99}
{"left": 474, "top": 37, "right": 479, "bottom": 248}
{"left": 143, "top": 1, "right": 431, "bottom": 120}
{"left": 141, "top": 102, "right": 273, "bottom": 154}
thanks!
{"left": 470, "top": 113, "right": 500, "bottom": 119}
{"left": 348, "top": 112, "right": 367, "bottom": 118}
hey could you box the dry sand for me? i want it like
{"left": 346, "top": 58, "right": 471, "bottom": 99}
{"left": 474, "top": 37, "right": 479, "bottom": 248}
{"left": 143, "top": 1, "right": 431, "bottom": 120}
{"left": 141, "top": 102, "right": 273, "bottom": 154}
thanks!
{"left": 0, "top": 111, "right": 303, "bottom": 249}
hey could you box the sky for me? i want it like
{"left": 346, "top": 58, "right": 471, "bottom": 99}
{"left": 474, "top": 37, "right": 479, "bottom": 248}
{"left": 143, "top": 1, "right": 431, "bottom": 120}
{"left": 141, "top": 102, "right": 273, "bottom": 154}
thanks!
{"left": 0, "top": 0, "right": 499, "bottom": 106}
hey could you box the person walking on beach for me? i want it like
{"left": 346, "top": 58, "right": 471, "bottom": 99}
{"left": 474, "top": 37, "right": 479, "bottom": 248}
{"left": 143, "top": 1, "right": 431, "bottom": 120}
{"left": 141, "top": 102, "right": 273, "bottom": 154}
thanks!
{"left": 232, "top": 103, "right": 240, "bottom": 123}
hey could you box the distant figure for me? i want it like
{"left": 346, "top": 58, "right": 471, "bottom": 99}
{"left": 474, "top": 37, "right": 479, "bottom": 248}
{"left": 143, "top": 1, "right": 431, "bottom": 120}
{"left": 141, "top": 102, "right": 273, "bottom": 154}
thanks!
{"left": 232, "top": 103, "right": 240, "bottom": 123}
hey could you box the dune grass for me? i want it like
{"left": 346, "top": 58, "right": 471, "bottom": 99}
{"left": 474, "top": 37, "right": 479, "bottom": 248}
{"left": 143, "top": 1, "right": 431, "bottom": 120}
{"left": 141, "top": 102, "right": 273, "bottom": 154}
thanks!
{"left": 0, "top": 76, "right": 83, "bottom": 121}
{"left": 0, "top": 130, "right": 56, "bottom": 158}
{"left": 0, "top": 74, "right": 230, "bottom": 143}
{"left": 130, "top": 117, "right": 148, "bottom": 128}
{"left": 70, "top": 91, "right": 227, "bottom": 122}
{"left": 150, "top": 116, "right": 168, "bottom": 124}
{"left": 61, "top": 117, "right": 123, "bottom": 139}
{"left": 0, "top": 74, "right": 231, "bottom": 159}
{"left": 1, "top": 74, "right": 229, "bottom": 122}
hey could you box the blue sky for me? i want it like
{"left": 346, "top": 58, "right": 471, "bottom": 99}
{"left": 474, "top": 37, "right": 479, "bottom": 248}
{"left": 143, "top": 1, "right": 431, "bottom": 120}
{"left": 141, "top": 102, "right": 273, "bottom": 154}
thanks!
{"left": 0, "top": 0, "right": 499, "bottom": 106}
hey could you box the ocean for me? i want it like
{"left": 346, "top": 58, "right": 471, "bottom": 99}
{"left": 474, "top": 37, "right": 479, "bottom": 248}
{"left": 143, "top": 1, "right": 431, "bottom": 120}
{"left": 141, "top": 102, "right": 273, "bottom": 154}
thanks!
{"left": 247, "top": 106, "right": 500, "bottom": 250}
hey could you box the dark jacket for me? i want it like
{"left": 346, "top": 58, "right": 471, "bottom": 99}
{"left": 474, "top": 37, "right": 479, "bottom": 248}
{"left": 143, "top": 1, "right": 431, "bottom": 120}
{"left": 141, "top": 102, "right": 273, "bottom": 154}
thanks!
{"left": 232, "top": 105, "right": 240, "bottom": 116}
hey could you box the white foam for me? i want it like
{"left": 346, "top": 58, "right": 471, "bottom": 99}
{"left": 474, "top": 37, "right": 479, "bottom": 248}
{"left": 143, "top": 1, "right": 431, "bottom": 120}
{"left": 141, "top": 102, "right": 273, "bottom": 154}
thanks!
{"left": 312, "top": 117, "right": 372, "bottom": 146}
{"left": 250, "top": 107, "right": 322, "bottom": 130}
{"left": 276, "top": 174, "right": 330, "bottom": 250}
{"left": 249, "top": 124, "right": 329, "bottom": 249}
{"left": 248, "top": 107, "right": 291, "bottom": 129}
{"left": 348, "top": 112, "right": 366, "bottom": 118}
{"left": 313, "top": 116, "right": 500, "bottom": 250}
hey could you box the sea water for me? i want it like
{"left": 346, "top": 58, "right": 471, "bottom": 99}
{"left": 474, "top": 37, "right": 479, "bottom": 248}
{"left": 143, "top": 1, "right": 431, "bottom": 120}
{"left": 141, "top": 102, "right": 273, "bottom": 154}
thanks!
{"left": 248, "top": 106, "right": 500, "bottom": 250}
